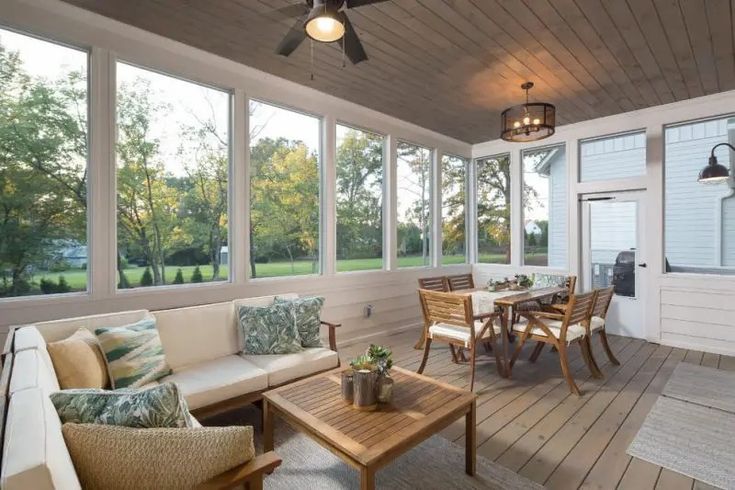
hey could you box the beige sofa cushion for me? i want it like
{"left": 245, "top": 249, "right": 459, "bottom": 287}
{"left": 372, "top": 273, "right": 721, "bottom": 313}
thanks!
{"left": 12, "top": 326, "right": 47, "bottom": 352}
{"left": 154, "top": 302, "right": 239, "bottom": 371}
{"left": 62, "top": 423, "right": 254, "bottom": 490}
{"left": 160, "top": 355, "right": 268, "bottom": 410}
{"left": 47, "top": 328, "right": 109, "bottom": 389}
{"left": 9, "top": 349, "right": 60, "bottom": 395}
{"left": 1, "top": 388, "right": 81, "bottom": 490}
{"left": 33, "top": 310, "right": 151, "bottom": 343}
{"left": 242, "top": 348, "right": 339, "bottom": 386}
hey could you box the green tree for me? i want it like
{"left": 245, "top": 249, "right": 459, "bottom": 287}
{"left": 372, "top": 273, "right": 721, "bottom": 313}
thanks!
{"left": 397, "top": 144, "right": 430, "bottom": 262}
{"left": 173, "top": 268, "right": 184, "bottom": 284}
{"left": 441, "top": 156, "right": 466, "bottom": 257}
{"left": 191, "top": 265, "right": 203, "bottom": 283}
{"left": 140, "top": 267, "right": 153, "bottom": 286}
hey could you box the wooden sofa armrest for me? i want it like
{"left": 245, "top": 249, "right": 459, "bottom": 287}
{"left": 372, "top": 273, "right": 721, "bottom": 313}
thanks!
{"left": 196, "top": 451, "right": 282, "bottom": 490}
{"left": 321, "top": 320, "right": 341, "bottom": 352}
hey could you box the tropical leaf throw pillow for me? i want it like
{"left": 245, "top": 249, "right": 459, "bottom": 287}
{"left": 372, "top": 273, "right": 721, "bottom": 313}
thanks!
{"left": 276, "top": 296, "right": 325, "bottom": 347}
{"left": 50, "top": 382, "right": 193, "bottom": 428}
{"left": 237, "top": 302, "right": 303, "bottom": 355}
{"left": 95, "top": 317, "right": 171, "bottom": 389}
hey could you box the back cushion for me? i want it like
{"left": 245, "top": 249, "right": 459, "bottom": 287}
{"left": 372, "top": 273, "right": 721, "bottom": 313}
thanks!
{"left": 154, "top": 302, "right": 238, "bottom": 371}
{"left": 1, "top": 388, "right": 81, "bottom": 490}
{"left": 9, "top": 349, "right": 60, "bottom": 396}
{"left": 33, "top": 310, "right": 151, "bottom": 343}
{"left": 12, "top": 326, "right": 47, "bottom": 352}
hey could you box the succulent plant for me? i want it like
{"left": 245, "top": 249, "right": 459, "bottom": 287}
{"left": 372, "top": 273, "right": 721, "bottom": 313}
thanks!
{"left": 349, "top": 354, "right": 377, "bottom": 372}
{"left": 367, "top": 344, "right": 393, "bottom": 376}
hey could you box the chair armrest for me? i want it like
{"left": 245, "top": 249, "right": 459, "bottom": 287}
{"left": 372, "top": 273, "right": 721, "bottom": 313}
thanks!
{"left": 196, "top": 451, "right": 282, "bottom": 490}
{"left": 529, "top": 311, "right": 565, "bottom": 320}
{"left": 321, "top": 320, "right": 341, "bottom": 352}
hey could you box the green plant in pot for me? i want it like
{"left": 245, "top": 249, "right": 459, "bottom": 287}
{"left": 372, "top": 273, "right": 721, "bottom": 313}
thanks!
{"left": 367, "top": 344, "right": 394, "bottom": 404}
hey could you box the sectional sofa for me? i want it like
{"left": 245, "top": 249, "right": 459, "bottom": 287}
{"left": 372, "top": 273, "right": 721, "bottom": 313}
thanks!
{"left": 0, "top": 293, "right": 341, "bottom": 489}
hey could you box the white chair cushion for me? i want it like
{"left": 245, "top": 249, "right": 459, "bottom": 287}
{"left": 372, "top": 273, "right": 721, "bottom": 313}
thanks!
{"left": 1, "top": 388, "right": 81, "bottom": 490}
{"left": 428, "top": 321, "right": 502, "bottom": 348}
{"left": 241, "top": 348, "right": 339, "bottom": 387}
{"left": 32, "top": 310, "right": 151, "bottom": 343}
{"left": 154, "top": 302, "right": 239, "bottom": 371}
{"left": 160, "top": 355, "right": 268, "bottom": 410}
{"left": 12, "top": 326, "right": 47, "bottom": 352}
{"left": 9, "top": 349, "right": 60, "bottom": 396}
{"left": 512, "top": 320, "right": 586, "bottom": 342}
{"left": 590, "top": 316, "right": 605, "bottom": 331}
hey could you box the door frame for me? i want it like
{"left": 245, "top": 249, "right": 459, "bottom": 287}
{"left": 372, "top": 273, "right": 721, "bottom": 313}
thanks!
{"left": 579, "top": 190, "right": 648, "bottom": 339}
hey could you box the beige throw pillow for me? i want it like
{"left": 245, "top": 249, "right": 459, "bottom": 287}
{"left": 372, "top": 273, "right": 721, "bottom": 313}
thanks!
{"left": 62, "top": 423, "right": 255, "bottom": 490}
{"left": 47, "top": 328, "right": 109, "bottom": 389}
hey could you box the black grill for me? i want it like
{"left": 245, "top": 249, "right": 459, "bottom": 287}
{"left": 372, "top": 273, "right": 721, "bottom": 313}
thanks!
{"left": 612, "top": 251, "right": 635, "bottom": 297}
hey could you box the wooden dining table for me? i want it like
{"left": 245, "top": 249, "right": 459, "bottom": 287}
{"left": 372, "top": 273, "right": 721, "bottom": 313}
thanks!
{"left": 453, "top": 286, "right": 568, "bottom": 378}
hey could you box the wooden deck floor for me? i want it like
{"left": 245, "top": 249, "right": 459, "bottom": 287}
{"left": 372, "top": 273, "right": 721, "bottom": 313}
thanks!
{"left": 341, "top": 330, "right": 734, "bottom": 490}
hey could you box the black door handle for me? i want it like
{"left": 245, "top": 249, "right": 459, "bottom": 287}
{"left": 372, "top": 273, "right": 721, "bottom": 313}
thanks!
{"left": 638, "top": 263, "right": 647, "bottom": 268}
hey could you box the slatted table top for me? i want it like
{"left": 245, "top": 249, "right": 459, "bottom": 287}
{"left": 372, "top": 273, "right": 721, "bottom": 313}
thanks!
{"left": 263, "top": 366, "right": 476, "bottom": 468}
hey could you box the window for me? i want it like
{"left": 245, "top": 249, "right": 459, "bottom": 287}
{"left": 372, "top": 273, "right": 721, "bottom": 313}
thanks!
{"left": 0, "top": 29, "right": 88, "bottom": 297}
{"left": 441, "top": 154, "right": 467, "bottom": 264}
{"left": 522, "top": 144, "right": 567, "bottom": 268}
{"left": 397, "top": 142, "right": 432, "bottom": 268}
{"left": 476, "top": 154, "right": 511, "bottom": 264}
{"left": 336, "top": 124, "right": 384, "bottom": 272}
{"left": 116, "top": 63, "right": 230, "bottom": 289}
{"left": 249, "top": 101, "right": 321, "bottom": 278}
{"left": 665, "top": 117, "right": 735, "bottom": 275}
{"left": 580, "top": 131, "right": 646, "bottom": 182}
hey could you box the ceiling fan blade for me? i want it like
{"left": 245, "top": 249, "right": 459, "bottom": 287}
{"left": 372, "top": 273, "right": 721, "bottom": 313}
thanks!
{"left": 276, "top": 19, "right": 308, "bottom": 57}
{"left": 346, "top": 0, "right": 389, "bottom": 8}
{"left": 271, "top": 3, "right": 310, "bottom": 20}
{"left": 341, "top": 14, "right": 368, "bottom": 64}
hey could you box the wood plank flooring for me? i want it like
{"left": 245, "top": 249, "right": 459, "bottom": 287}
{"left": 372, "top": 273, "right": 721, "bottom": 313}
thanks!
{"left": 340, "top": 331, "right": 735, "bottom": 490}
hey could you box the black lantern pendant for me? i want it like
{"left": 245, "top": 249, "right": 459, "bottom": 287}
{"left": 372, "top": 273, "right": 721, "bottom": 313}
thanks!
{"left": 500, "top": 82, "right": 556, "bottom": 142}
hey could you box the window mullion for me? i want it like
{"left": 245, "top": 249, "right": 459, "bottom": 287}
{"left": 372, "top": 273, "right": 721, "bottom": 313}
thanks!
{"left": 232, "top": 89, "right": 248, "bottom": 283}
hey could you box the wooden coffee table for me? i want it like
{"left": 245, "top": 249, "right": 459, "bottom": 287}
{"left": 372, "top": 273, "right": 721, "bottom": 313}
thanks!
{"left": 262, "top": 366, "right": 477, "bottom": 490}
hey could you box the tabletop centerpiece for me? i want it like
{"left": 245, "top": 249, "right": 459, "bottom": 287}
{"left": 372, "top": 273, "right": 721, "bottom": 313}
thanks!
{"left": 344, "top": 344, "right": 395, "bottom": 411}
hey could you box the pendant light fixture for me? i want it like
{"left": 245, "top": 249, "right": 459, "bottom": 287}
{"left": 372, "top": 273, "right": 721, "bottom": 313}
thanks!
{"left": 304, "top": 0, "right": 345, "bottom": 43}
{"left": 698, "top": 142, "right": 734, "bottom": 184}
{"left": 500, "top": 82, "right": 556, "bottom": 142}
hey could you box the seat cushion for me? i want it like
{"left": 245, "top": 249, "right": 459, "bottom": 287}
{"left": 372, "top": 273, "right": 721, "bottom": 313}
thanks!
{"left": 33, "top": 310, "right": 151, "bottom": 343}
{"left": 154, "top": 302, "right": 239, "bottom": 371}
{"left": 160, "top": 356, "right": 268, "bottom": 410}
{"left": 1, "top": 388, "right": 81, "bottom": 490}
{"left": 12, "top": 326, "right": 47, "bottom": 352}
{"left": 241, "top": 348, "right": 339, "bottom": 387}
{"left": 47, "top": 328, "right": 109, "bottom": 389}
{"left": 428, "top": 321, "right": 502, "bottom": 348}
{"left": 9, "top": 349, "right": 60, "bottom": 396}
{"left": 95, "top": 317, "right": 171, "bottom": 389}
{"left": 590, "top": 316, "right": 605, "bottom": 331}
{"left": 512, "top": 320, "right": 586, "bottom": 342}
{"left": 62, "top": 423, "right": 253, "bottom": 490}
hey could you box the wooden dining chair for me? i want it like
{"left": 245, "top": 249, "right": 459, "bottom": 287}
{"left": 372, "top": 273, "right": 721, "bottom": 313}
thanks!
{"left": 415, "top": 276, "right": 450, "bottom": 351}
{"left": 447, "top": 273, "right": 475, "bottom": 291}
{"left": 417, "top": 289, "right": 503, "bottom": 390}
{"left": 587, "top": 286, "right": 619, "bottom": 365}
{"left": 510, "top": 291, "right": 600, "bottom": 395}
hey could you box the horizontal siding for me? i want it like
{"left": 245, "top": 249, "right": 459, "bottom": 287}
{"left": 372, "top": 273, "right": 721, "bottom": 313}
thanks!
{"left": 660, "top": 287, "right": 735, "bottom": 355}
{"left": 549, "top": 152, "right": 568, "bottom": 268}
{"left": 580, "top": 132, "right": 646, "bottom": 182}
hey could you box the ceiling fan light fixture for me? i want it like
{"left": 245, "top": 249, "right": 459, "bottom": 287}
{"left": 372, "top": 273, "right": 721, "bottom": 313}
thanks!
{"left": 500, "top": 82, "right": 556, "bottom": 143}
{"left": 305, "top": 3, "right": 345, "bottom": 43}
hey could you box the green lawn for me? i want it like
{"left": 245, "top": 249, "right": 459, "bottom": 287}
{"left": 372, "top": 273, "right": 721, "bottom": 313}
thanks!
{"left": 27, "top": 254, "right": 483, "bottom": 294}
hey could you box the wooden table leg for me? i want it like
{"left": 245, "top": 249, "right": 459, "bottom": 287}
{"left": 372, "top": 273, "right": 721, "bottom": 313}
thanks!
{"left": 501, "top": 307, "right": 511, "bottom": 379}
{"left": 360, "top": 466, "right": 375, "bottom": 490}
{"left": 263, "top": 399, "right": 274, "bottom": 453}
{"left": 465, "top": 400, "right": 476, "bottom": 476}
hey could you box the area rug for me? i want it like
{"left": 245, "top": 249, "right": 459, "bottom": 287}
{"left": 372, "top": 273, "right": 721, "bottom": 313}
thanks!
{"left": 627, "top": 363, "right": 735, "bottom": 489}
{"left": 206, "top": 407, "right": 544, "bottom": 489}
{"left": 662, "top": 362, "right": 735, "bottom": 413}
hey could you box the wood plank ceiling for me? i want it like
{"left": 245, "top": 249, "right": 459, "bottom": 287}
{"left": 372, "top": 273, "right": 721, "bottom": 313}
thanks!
{"left": 61, "top": 0, "right": 735, "bottom": 143}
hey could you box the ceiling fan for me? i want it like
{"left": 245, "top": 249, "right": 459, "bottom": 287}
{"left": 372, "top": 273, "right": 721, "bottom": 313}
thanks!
{"left": 273, "top": 0, "right": 388, "bottom": 64}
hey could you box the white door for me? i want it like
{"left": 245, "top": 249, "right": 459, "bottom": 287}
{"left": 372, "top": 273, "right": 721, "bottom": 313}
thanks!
{"left": 581, "top": 191, "right": 646, "bottom": 339}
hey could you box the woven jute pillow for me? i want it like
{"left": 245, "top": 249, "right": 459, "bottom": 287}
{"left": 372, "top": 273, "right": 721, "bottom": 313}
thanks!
{"left": 62, "top": 423, "right": 255, "bottom": 490}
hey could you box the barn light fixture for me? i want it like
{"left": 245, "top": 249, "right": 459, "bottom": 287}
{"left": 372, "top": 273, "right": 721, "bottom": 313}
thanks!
{"left": 698, "top": 142, "right": 734, "bottom": 184}
{"left": 500, "top": 82, "right": 555, "bottom": 143}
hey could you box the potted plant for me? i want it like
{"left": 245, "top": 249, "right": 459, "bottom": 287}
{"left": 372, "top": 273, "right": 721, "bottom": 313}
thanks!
{"left": 367, "top": 344, "right": 394, "bottom": 403}
{"left": 515, "top": 274, "right": 533, "bottom": 289}
{"left": 349, "top": 355, "right": 378, "bottom": 411}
